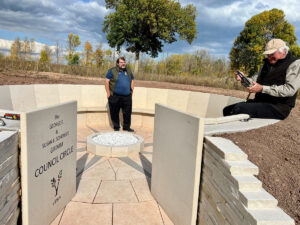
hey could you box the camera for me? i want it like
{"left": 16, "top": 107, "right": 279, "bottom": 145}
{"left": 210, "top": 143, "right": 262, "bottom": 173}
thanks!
{"left": 236, "top": 71, "right": 253, "bottom": 87}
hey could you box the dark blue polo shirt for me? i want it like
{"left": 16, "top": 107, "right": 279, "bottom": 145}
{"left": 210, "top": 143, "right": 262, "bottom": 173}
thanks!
{"left": 106, "top": 69, "right": 134, "bottom": 95}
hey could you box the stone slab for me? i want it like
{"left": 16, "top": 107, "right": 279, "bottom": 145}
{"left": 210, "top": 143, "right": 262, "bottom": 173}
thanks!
{"left": 0, "top": 86, "right": 13, "bottom": 110}
{"left": 10, "top": 85, "right": 37, "bottom": 111}
{"left": 80, "top": 160, "right": 115, "bottom": 180}
{"left": 34, "top": 85, "right": 60, "bottom": 109}
{"left": 94, "top": 180, "right": 138, "bottom": 203}
{"left": 113, "top": 201, "right": 164, "bottom": 225}
{"left": 226, "top": 160, "right": 259, "bottom": 176}
{"left": 81, "top": 85, "right": 106, "bottom": 108}
{"left": 0, "top": 168, "right": 19, "bottom": 197}
{"left": 0, "top": 196, "right": 18, "bottom": 224}
{"left": 131, "top": 178, "right": 153, "bottom": 202}
{"left": 239, "top": 189, "right": 278, "bottom": 209}
{"left": 132, "top": 87, "right": 148, "bottom": 109}
{"left": 232, "top": 175, "right": 262, "bottom": 192}
{"left": 0, "top": 153, "right": 18, "bottom": 179}
{"left": 186, "top": 92, "right": 210, "bottom": 118}
{"left": 5, "top": 207, "right": 19, "bottom": 225}
{"left": 76, "top": 153, "right": 100, "bottom": 176}
{"left": 167, "top": 89, "right": 190, "bottom": 112}
{"left": 116, "top": 161, "right": 148, "bottom": 180}
{"left": 58, "top": 85, "right": 82, "bottom": 108}
{"left": 0, "top": 131, "right": 18, "bottom": 166}
{"left": 50, "top": 209, "right": 64, "bottom": 225}
{"left": 205, "top": 94, "right": 230, "bottom": 118}
{"left": 204, "top": 118, "right": 279, "bottom": 135}
{"left": 158, "top": 205, "right": 175, "bottom": 225}
{"left": 0, "top": 179, "right": 19, "bottom": 210}
{"left": 146, "top": 88, "right": 168, "bottom": 110}
{"left": 151, "top": 104, "right": 204, "bottom": 225}
{"left": 59, "top": 202, "right": 112, "bottom": 225}
{"left": 204, "top": 136, "right": 248, "bottom": 161}
{"left": 247, "top": 208, "right": 295, "bottom": 225}
{"left": 72, "top": 178, "right": 101, "bottom": 203}
{"left": 111, "top": 146, "right": 129, "bottom": 157}
{"left": 86, "top": 112, "right": 107, "bottom": 127}
{"left": 20, "top": 101, "right": 77, "bottom": 225}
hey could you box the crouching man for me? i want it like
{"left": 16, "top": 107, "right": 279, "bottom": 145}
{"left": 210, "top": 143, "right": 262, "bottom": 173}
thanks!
{"left": 224, "top": 39, "right": 300, "bottom": 119}
{"left": 105, "top": 57, "right": 135, "bottom": 132}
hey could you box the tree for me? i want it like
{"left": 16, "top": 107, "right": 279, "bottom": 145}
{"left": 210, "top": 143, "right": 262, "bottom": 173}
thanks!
{"left": 40, "top": 45, "right": 52, "bottom": 63}
{"left": 66, "top": 33, "right": 81, "bottom": 65}
{"left": 94, "top": 42, "right": 105, "bottom": 68}
{"left": 70, "top": 53, "right": 80, "bottom": 65}
{"left": 83, "top": 41, "right": 93, "bottom": 66}
{"left": 54, "top": 40, "right": 61, "bottom": 64}
{"left": 21, "top": 37, "right": 35, "bottom": 60}
{"left": 230, "top": 8, "right": 300, "bottom": 76}
{"left": 103, "top": 0, "right": 197, "bottom": 72}
{"left": 166, "top": 54, "right": 183, "bottom": 75}
{"left": 10, "top": 37, "right": 21, "bottom": 60}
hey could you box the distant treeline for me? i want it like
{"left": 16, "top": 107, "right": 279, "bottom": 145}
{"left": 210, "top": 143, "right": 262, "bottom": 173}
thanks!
{"left": 0, "top": 53, "right": 244, "bottom": 92}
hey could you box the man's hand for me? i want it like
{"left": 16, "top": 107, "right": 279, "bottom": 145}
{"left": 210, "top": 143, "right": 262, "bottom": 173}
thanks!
{"left": 234, "top": 71, "right": 243, "bottom": 81}
{"left": 105, "top": 78, "right": 111, "bottom": 99}
{"left": 247, "top": 81, "right": 263, "bottom": 93}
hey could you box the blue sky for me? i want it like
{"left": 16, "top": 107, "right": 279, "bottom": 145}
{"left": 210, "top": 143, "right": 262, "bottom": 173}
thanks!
{"left": 1, "top": 0, "right": 300, "bottom": 59}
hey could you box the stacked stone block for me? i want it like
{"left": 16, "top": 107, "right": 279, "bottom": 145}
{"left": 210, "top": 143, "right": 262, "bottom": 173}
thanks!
{"left": 0, "top": 131, "right": 20, "bottom": 225}
{"left": 198, "top": 136, "right": 294, "bottom": 225}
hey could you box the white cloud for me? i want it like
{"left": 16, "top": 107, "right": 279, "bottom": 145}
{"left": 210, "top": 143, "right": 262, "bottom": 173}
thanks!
{"left": 0, "top": 0, "right": 109, "bottom": 46}
{"left": 197, "top": 0, "right": 300, "bottom": 27}
{"left": 0, "top": 38, "right": 56, "bottom": 53}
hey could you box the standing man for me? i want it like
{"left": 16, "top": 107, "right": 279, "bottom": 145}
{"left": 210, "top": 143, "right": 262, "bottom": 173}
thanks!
{"left": 223, "top": 38, "right": 300, "bottom": 119}
{"left": 105, "top": 57, "right": 135, "bottom": 132}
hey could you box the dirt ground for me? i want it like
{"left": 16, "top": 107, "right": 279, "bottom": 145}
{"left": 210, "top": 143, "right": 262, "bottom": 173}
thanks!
{"left": 1, "top": 69, "right": 299, "bottom": 224}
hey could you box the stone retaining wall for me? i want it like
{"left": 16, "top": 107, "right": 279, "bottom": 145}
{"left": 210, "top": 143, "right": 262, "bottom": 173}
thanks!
{"left": 0, "top": 84, "right": 243, "bottom": 119}
{"left": 0, "top": 131, "right": 20, "bottom": 225}
{"left": 198, "top": 136, "right": 295, "bottom": 225}
{"left": 0, "top": 84, "right": 248, "bottom": 130}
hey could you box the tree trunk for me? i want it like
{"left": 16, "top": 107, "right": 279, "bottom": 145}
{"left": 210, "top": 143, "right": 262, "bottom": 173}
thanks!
{"left": 134, "top": 52, "right": 139, "bottom": 73}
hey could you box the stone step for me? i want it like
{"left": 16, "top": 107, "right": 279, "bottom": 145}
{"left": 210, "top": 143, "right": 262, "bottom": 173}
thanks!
{"left": 240, "top": 189, "right": 278, "bottom": 209}
{"left": 204, "top": 136, "right": 248, "bottom": 161}
{"left": 204, "top": 147, "right": 258, "bottom": 177}
{"left": 232, "top": 175, "right": 262, "bottom": 192}
{"left": 226, "top": 160, "right": 259, "bottom": 176}
{"left": 247, "top": 208, "right": 295, "bottom": 225}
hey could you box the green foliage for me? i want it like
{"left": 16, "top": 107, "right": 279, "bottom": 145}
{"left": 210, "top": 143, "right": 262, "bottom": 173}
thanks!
{"left": 94, "top": 43, "right": 105, "bottom": 68}
{"left": 83, "top": 41, "right": 93, "bottom": 66}
{"left": 166, "top": 54, "right": 183, "bottom": 75}
{"left": 10, "top": 37, "right": 21, "bottom": 60}
{"left": 39, "top": 45, "right": 52, "bottom": 63}
{"left": 66, "top": 33, "right": 81, "bottom": 65}
{"left": 0, "top": 52, "right": 4, "bottom": 59}
{"left": 230, "top": 8, "right": 300, "bottom": 76}
{"left": 103, "top": 0, "right": 197, "bottom": 60}
{"left": 69, "top": 53, "right": 80, "bottom": 65}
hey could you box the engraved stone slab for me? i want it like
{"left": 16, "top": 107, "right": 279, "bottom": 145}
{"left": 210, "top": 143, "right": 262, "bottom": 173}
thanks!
{"left": 20, "top": 101, "right": 77, "bottom": 225}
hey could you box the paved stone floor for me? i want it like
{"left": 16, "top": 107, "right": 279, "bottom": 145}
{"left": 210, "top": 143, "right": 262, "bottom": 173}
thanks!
{"left": 50, "top": 125, "right": 174, "bottom": 225}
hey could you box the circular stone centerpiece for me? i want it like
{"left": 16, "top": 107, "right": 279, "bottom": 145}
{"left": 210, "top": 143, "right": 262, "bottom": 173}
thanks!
{"left": 87, "top": 132, "right": 144, "bottom": 157}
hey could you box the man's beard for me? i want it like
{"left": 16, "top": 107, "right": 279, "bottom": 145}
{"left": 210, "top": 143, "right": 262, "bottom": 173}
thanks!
{"left": 118, "top": 65, "right": 126, "bottom": 70}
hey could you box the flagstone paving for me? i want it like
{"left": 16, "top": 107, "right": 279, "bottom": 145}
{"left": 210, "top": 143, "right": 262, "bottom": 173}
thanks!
{"left": 51, "top": 125, "right": 174, "bottom": 225}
